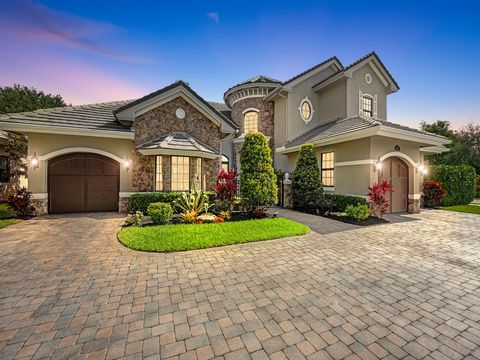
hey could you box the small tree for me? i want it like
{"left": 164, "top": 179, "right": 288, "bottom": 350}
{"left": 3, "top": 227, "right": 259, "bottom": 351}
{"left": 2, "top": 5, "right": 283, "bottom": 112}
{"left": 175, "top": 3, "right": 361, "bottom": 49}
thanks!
{"left": 240, "top": 132, "right": 277, "bottom": 213}
{"left": 291, "top": 144, "right": 323, "bottom": 212}
{"left": 367, "top": 181, "right": 393, "bottom": 218}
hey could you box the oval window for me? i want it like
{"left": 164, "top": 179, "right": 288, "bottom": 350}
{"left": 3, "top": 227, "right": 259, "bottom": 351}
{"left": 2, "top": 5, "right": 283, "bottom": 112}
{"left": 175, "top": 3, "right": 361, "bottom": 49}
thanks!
{"left": 298, "top": 97, "right": 314, "bottom": 123}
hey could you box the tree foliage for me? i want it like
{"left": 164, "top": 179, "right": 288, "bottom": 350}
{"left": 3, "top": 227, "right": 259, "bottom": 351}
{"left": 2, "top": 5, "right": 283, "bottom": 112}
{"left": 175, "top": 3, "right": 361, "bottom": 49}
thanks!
{"left": 291, "top": 144, "right": 323, "bottom": 212}
{"left": 0, "top": 85, "right": 67, "bottom": 197}
{"left": 421, "top": 120, "right": 480, "bottom": 174}
{"left": 0, "top": 84, "right": 66, "bottom": 114}
{"left": 240, "top": 132, "right": 277, "bottom": 212}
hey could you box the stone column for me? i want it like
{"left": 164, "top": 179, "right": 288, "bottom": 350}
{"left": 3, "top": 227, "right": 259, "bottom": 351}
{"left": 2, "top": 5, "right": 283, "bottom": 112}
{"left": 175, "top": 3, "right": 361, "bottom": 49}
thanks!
{"left": 283, "top": 178, "right": 292, "bottom": 208}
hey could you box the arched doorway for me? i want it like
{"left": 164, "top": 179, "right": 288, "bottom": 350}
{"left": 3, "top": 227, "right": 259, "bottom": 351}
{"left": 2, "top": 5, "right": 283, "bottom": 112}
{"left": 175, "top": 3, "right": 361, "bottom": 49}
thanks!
{"left": 379, "top": 157, "right": 408, "bottom": 213}
{"left": 49, "top": 153, "right": 119, "bottom": 213}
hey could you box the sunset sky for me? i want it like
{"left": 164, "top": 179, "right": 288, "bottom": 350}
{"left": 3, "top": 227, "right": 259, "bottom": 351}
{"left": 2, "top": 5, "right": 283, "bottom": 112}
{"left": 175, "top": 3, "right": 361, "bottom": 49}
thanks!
{"left": 1, "top": 0, "right": 479, "bottom": 129}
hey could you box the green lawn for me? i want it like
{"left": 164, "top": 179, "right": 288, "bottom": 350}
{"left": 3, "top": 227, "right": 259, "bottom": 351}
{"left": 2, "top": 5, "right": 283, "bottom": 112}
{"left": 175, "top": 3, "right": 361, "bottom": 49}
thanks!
{"left": 441, "top": 204, "right": 480, "bottom": 215}
{"left": 0, "top": 219, "right": 22, "bottom": 229}
{"left": 118, "top": 218, "right": 310, "bottom": 252}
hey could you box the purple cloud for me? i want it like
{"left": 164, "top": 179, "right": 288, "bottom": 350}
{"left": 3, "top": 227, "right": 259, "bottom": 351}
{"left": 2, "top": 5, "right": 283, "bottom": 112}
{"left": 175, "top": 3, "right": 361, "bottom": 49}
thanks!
{"left": 0, "top": 1, "right": 150, "bottom": 63}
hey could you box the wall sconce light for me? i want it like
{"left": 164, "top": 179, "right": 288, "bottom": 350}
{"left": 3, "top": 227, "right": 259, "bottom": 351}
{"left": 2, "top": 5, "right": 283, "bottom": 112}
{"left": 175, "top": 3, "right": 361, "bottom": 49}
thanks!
{"left": 374, "top": 159, "right": 382, "bottom": 172}
{"left": 123, "top": 157, "right": 131, "bottom": 171}
{"left": 31, "top": 152, "right": 39, "bottom": 170}
{"left": 417, "top": 163, "right": 428, "bottom": 175}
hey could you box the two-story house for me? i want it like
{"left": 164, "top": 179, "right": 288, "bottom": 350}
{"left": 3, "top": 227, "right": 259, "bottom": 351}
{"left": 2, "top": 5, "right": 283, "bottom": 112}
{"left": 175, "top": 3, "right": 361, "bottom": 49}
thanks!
{"left": 0, "top": 52, "right": 449, "bottom": 214}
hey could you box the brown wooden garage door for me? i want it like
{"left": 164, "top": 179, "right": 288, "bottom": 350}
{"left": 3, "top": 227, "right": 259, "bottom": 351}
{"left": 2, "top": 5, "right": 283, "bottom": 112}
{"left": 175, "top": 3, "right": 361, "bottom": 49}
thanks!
{"left": 49, "top": 153, "right": 119, "bottom": 213}
{"left": 379, "top": 157, "right": 408, "bottom": 213}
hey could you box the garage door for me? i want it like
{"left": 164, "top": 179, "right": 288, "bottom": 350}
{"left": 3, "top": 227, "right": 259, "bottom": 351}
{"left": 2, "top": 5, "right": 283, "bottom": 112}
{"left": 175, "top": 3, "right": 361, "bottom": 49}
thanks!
{"left": 49, "top": 153, "right": 119, "bottom": 213}
{"left": 379, "top": 157, "right": 408, "bottom": 213}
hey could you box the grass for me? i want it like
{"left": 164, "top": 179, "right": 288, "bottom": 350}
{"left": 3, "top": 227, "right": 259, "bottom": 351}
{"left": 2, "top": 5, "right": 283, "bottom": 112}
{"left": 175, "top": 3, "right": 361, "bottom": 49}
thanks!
{"left": 0, "top": 219, "right": 22, "bottom": 229}
{"left": 118, "top": 218, "right": 310, "bottom": 252}
{"left": 441, "top": 204, "right": 480, "bottom": 215}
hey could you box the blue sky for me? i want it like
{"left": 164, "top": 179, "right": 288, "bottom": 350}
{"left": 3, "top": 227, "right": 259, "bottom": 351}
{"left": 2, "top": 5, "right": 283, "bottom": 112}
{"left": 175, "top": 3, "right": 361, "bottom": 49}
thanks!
{"left": 1, "top": 0, "right": 479, "bottom": 129}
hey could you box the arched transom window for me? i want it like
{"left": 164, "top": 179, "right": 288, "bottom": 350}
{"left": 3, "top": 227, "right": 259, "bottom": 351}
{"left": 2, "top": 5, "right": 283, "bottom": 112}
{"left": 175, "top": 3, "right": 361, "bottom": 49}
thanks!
{"left": 244, "top": 111, "right": 258, "bottom": 133}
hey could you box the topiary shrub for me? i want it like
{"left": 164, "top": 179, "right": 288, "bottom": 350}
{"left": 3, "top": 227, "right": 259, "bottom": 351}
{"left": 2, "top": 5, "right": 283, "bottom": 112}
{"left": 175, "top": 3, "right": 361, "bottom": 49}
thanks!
{"left": 147, "top": 202, "right": 173, "bottom": 225}
{"left": 319, "top": 193, "right": 367, "bottom": 212}
{"left": 240, "top": 132, "right": 277, "bottom": 213}
{"left": 430, "top": 165, "right": 476, "bottom": 206}
{"left": 0, "top": 203, "right": 16, "bottom": 219}
{"left": 422, "top": 179, "right": 446, "bottom": 208}
{"left": 345, "top": 204, "right": 371, "bottom": 221}
{"left": 291, "top": 144, "right": 323, "bottom": 213}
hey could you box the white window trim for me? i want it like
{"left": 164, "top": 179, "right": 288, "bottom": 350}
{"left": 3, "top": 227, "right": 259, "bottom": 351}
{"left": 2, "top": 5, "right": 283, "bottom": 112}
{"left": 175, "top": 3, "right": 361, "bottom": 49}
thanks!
{"left": 298, "top": 97, "right": 314, "bottom": 124}
{"left": 242, "top": 107, "right": 260, "bottom": 114}
{"left": 359, "top": 91, "right": 377, "bottom": 118}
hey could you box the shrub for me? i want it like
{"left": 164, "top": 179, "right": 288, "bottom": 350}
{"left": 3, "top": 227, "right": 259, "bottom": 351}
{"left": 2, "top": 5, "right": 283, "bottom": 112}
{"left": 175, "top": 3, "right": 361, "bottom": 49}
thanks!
{"left": 430, "top": 165, "right": 476, "bottom": 206}
{"left": 291, "top": 144, "right": 323, "bottom": 212}
{"left": 124, "top": 211, "right": 143, "bottom": 226}
{"left": 422, "top": 179, "right": 446, "bottom": 208}
{"left": 368, "top": 181, "right": 393, "bottom": 218}
{"left": 181, "top": 210, "right": 199, "bottom": 224}
{"left": 147, "top": 202, "right": 173, "bottom": 225}
{"left": 0, "top": 203, "right": 16, "bottom": 219}
{"left": 476, "top": 176, "right": 480, "bottom": 198}
{"left": 214, "top": 169, "right": 238, "bottom": 201}
{"left": 128, "top": 192, "right": 215, "bottom": 213}
{"left": 345, "top": 204, "right": 371, "bottom": 221}
{"left": 240, "top": 132, "right": 277, "bottom": 212}
{"left": 7, "top": 187, "right": 35, "bottom": 218}
{"left": 319, "top": 193, "right": 367, "bottom": 212}
{"left": 218, "top": 210, "right": 231, "bottom": 221}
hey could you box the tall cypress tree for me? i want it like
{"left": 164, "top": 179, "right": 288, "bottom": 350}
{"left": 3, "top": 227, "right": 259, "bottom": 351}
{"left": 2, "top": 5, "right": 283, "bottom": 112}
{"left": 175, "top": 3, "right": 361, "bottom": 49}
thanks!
{"left": 240, "top": 132, "right": 277, "bottom": 212}
{"left": 291, "top": 144, "right": 323, "bottom": 212}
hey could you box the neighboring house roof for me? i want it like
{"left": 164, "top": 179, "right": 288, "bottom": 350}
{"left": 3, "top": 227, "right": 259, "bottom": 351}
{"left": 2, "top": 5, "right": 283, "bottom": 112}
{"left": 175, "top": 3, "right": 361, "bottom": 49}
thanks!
{"left": 137, "top": 132, "right": 219, "bottom": 159}
{"left": 284, "top": 115, "right": 448, "bottom": 149}
{"left": 114, "top": 80, "right": 238, "bottom": 132}
{"left": 0, "top": 101, "right": 134, "bottom": 138}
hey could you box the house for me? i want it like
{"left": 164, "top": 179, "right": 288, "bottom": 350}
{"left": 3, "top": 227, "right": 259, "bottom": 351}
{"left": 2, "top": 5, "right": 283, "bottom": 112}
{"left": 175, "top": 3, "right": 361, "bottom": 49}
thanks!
{"left": 0, "top": 52, "right": 449, "bottom": 215}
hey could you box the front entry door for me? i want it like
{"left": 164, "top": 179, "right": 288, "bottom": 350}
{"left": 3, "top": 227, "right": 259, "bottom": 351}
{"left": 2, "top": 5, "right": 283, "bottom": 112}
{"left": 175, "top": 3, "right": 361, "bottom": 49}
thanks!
{"left": 379, "top": 157, "right": 408, "bottom": 213}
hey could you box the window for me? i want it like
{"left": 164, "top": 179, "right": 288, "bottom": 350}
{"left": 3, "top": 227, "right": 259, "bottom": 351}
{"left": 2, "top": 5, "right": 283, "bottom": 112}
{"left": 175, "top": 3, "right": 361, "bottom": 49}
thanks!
{"left": 244, "top": 111, "right": 258, "bottom": 133}
{"left": 0, "top": 155, "right": 10, "bottom": 183}
{"left": 155, "top": 156, "right": 163, "bottom": 191}
{"left": 221, "top": 155, "right": 229, "bottom": 172}
{"left": 362, "top": 96, "right": 373, "bottom": 117}
{"left": 321, "top": 152, "right": 334, "bottom": 187}
{"left": 298, "top": 97, "right": 314, "bottom": 123}
{"left": 171, "top": 156, "right": 190, "bottom": 191}
{"left": 194, "top": 158, "right": 202, "bottom": 190}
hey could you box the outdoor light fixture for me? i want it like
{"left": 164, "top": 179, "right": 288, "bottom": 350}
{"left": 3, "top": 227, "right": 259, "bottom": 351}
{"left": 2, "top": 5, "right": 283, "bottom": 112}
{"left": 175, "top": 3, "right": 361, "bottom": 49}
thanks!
{"left": 374, "top": 159, "right": 382, "bottom": 172}
{"left": 123, "top": 158, "right": 131, "bottom": 171}
{"left": 417, "top": 163, "right": 427, "bottom": 175}
{"left": 31, "top": 152, "right": 39, "bottom": 170}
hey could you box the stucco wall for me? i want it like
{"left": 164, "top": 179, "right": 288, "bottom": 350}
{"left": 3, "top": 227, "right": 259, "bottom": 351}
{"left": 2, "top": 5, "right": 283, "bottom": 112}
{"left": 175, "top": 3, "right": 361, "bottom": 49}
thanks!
{"left": 284, "top": 66, "right": 338, "bottom": 141}
{"left": 346, "top": 64, "right": 388, "bottom": 120}
{"left": 26, "top": 132, "right": 134, "bottom": 194}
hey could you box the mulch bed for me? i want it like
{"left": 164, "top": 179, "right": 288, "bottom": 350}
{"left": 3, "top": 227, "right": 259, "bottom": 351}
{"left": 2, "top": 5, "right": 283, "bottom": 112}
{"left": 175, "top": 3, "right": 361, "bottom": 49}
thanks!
{"left": 322, "top": 214, "right": 389, "bottom": 226}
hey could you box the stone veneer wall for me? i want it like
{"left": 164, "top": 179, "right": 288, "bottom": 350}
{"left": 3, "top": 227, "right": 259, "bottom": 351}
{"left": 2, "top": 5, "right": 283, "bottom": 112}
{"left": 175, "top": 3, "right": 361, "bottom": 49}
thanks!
{"left": 131, "top": 96, "right": 223, "bottom": 191}
{"left": 408, "top": 198, "right": 420, "bottom": 214}
{"left": 230, "top": 97, "right": 275, "bottom": 170}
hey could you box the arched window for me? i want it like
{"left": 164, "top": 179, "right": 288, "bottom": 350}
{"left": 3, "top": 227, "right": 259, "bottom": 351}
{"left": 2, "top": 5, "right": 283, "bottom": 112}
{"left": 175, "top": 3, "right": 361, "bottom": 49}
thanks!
{"left": 244, "top": 111, "right": 258, "bottom": 133}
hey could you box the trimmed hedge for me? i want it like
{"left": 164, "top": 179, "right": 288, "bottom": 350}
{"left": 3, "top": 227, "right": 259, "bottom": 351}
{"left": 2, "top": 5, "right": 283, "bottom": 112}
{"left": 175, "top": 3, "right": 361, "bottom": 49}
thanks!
{"left": 128, "top": 192, "right": 215, "bottom": 213}
{"left": 322, "top": 193, "right": 367, "bottom": 212}
{"left": 430, "top": 165, "right": 476, "bottom": 206}
{"left": 0, "top": 203, "right": 16, "bottom": 219}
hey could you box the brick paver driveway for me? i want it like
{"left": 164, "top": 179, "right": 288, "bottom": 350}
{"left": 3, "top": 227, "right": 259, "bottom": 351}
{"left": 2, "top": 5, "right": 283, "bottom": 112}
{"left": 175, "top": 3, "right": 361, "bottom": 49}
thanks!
{"left": 0, "top": 210, "right": 479, "bottom": 359}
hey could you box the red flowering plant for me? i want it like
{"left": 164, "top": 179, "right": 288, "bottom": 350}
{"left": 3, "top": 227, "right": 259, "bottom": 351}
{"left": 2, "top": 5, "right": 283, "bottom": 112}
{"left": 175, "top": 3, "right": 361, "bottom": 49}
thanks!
{"left": 422, "top": 179, "right": 446, "bottom": 208}
{"left": 214, "top": 169, "right": 238, "bottom": 214}
{"left": 367, "top": 180, "right": 393, "bottom": 218}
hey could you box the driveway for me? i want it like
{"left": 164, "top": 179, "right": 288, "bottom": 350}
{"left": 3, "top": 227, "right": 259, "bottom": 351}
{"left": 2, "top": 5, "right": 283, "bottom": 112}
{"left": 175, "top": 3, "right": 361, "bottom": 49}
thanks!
{"left": 0, "top": 211, "right": 479, "bottom": 359}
